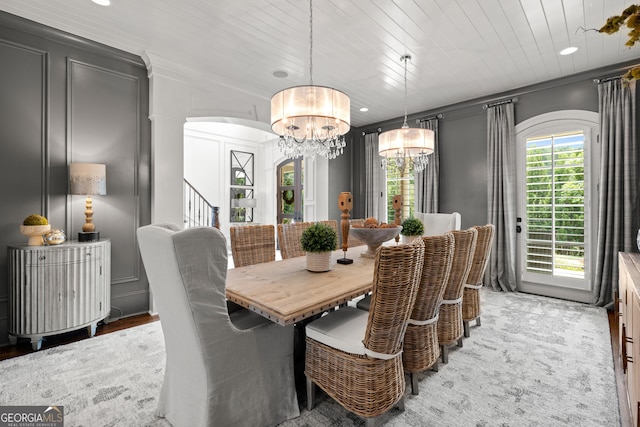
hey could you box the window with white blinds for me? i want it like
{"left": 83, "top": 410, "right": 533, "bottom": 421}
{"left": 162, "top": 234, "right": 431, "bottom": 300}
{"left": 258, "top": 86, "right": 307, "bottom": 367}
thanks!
{"left": 385, "top": 162, "right": 414, "bottom": 223}
{"left": 524, "top": 131, "right": 585, "bottom": 280}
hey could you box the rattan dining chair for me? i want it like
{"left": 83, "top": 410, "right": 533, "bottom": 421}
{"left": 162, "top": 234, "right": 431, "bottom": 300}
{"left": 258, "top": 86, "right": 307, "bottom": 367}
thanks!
{"left": 462, "top": 224, "right": 495, "bottom": 337}
{"left": 305, "top": 239, "right": 424, "bottom": 427}
{"left": 229, "top": 224, "right": 276, "bottom": 268}
{"left": 347, "top": 219, "right": 366, "bottom": 247}
{"left": 403, "top": 233, "right": 454, "bottom": 395}
{"left": 437, "top": 228, "right": 477, "bottom": 364}
{"left": 277, "top": 222, "right": 309, "bottom": 259}
{"left": 277, "top": 220, "right": 338, "bottom": 259}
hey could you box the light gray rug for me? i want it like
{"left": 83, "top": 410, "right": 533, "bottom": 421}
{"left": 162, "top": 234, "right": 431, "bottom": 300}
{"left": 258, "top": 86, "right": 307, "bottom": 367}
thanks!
{"left": 0, "top": 289, "right": 620, "bottom": 426}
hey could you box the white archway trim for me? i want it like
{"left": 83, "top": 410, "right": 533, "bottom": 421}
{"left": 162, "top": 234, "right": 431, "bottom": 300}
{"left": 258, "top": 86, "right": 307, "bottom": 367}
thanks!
{"left": 516, "top": 110, "right": 598, "bottom": 134}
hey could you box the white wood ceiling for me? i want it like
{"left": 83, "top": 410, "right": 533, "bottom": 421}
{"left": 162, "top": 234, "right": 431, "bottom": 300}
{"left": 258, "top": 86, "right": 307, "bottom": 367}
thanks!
{"left": 1, "top": 0, "right": 639, "bottom": 128}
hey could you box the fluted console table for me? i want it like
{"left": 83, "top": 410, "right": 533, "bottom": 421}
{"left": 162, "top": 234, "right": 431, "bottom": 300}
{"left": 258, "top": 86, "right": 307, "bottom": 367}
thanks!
{"left": 8, "top": 240, "right": 111, "bottom": 350}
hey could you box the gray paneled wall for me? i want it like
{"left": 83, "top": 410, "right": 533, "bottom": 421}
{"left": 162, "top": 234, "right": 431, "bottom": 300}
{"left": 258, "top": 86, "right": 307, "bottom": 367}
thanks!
{"left": 0, "top": 12, "right": 151, "bottom": 346}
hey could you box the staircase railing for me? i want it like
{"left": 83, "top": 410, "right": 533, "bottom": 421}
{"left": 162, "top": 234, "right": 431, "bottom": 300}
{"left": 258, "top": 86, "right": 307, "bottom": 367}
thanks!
{"left": 183, "top": 179, "right": 219, "bottom": 228}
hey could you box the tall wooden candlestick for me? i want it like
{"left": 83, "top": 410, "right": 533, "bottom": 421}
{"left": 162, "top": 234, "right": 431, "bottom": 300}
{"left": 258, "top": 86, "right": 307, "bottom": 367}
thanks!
{"left": 337, "top": 192, "right": 354, "bottom": 264}
{"left": 393, "top": 194, "right": 403, "bottom": 243}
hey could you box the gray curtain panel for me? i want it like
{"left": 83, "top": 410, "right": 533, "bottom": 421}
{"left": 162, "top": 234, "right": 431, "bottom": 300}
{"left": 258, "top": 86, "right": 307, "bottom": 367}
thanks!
{"left": 415, "top": 118, "right": 439, "bottom": 213}
{"left": 486, "top": 103, "right": 517, "bottom": 292}
{"left": 594, "top": 79, "right": 638, "bottom": 307}
{"left": 365, "top": 132, "right": 381, "bottom": 218}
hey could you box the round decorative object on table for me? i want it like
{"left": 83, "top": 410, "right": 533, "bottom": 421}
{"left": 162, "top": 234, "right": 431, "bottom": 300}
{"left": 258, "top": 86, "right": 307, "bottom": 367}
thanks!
{"left": 306, "top": 251, "right": 332, "bottom": 272}
{"left": 349, "top": 227, "right": 402, "bottom": 258}
{"left": 19, "top": 224, "right": 51, "bottom": 246}
{"left": 44, "top": 229, "right": 66, "bottom": 245}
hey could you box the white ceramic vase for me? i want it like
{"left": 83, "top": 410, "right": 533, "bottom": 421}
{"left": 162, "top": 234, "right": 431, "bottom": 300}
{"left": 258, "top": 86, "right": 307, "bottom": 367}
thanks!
{"left": 306, "top": 251, "right": 332, "bottom": 272}
{"left": 401, "top": 234, "right": 419, "bottom": 245}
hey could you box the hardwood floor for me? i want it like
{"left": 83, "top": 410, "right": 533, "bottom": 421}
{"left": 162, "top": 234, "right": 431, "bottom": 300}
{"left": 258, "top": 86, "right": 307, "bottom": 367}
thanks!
{"left": 609, "top": 310, "right": 633, "bottom": 427}
{"left": 0, "top": 310, "right": 632, "bottom": 425}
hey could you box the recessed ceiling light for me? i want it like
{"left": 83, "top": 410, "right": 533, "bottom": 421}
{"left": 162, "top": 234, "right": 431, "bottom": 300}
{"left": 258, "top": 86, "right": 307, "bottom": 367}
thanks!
{"left": 560, "top": 46, "right": 578, "bottom": 56}
{"left": 272, "top": 70, "right": 288, "bottom": 78}
{"left": 359, "top": 107, "right": 369, "bottom": 112}
{"left": 91, "top": 0, "right": 111, "bottom": 5}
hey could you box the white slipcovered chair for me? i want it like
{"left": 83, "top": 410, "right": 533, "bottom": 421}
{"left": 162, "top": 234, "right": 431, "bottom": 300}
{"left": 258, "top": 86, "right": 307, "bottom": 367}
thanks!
{"left": 415, "top": 212, "right": 461, "bottom": 236}
{"left": 137, "top": 224, "right": 299, "bottom": 427}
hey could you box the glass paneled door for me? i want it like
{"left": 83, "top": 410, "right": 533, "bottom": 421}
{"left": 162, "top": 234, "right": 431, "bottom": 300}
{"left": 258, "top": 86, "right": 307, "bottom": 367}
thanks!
{"left": 277, "top": 158, "right": 303, "bottom": 224}
{"left": 515, "top": 111, "right": 599, "bottom": 303}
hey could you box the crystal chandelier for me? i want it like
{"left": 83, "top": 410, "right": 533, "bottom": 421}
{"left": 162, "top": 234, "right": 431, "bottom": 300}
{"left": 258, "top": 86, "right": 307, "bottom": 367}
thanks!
{"left": 379, "top": 54, "right": 434, "bottom": 173}
{"left": 270, "top": 0, "right": 350, "bottom": 160}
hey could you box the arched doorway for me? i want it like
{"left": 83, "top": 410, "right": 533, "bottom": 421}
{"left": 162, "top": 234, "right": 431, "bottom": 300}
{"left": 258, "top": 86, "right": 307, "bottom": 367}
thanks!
{"left": 277, "top": 158, "right": 304, "bottom": 223}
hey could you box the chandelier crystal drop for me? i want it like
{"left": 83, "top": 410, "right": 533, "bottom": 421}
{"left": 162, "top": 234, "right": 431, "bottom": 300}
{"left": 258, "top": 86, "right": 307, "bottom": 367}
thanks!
{"left": 378, "top": 54, "right": 434, "bottom": 173}
{"left": 270, "top": 0, "right": 350, "bottom": 160}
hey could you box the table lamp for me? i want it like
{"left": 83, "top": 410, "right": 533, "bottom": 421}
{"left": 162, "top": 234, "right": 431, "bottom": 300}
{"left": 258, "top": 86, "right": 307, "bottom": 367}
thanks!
{"left": 69, "top": 163, "right": 106, "bottom": 242}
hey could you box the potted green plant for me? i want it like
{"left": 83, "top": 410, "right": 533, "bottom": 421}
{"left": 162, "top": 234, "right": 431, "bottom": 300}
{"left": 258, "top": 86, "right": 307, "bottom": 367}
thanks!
{"left": 300, "top": 222, "right": 338, "bottom": 272}
{"left": 400, "top": 217, "right": 424, "bottom": 244}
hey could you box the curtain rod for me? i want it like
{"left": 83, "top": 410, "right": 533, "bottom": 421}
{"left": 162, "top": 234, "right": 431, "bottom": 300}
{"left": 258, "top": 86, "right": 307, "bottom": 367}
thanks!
{"left": 482, "top": 97, "right": 518, "bottom": 110}
{"left": 416, "top": 113, "right": 443, "bottom": 123}
{"left": 593, "top": 75, "right": 622, "bottom": 84}
{"left": 362, "top": 128, "right": 381, "bottom": 136}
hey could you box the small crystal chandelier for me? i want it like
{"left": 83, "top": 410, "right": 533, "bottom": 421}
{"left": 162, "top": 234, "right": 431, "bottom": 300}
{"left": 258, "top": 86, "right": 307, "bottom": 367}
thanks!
{"left": 379, "top": 54, "right": 434, "bottom": 173}
{"left": 270, "top": 0, "right": 350, "bottom": 160}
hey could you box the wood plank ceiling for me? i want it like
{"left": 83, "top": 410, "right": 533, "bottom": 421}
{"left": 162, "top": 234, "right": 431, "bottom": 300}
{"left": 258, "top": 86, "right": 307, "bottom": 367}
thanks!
{"left": 1, "top": 0, "right": 639, "bottom": 128}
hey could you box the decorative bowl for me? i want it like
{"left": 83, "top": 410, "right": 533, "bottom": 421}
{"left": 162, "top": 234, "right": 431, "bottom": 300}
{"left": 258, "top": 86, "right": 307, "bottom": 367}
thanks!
{"left": 349, "top": 226, "right": 402, "bottom": 258}
{"left": 19, "top": 224, "right": 51, "bottom": 246}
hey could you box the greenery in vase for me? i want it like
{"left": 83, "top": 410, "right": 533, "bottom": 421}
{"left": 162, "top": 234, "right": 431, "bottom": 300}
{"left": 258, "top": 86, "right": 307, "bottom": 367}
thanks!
{"left": 300, "top": 223, "right": 337, "bottom": 253}
{"left": 400, "top": 217, "right": 424, "bottom": 236}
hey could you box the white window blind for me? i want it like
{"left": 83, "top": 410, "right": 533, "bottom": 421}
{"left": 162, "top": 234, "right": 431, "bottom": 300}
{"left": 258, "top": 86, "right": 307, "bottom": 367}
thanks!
{"left": 525, "top": 131, "right": 585, "bottom": 279}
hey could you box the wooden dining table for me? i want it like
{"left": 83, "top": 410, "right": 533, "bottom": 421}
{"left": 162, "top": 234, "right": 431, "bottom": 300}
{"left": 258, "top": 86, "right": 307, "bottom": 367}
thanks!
{"left": 226, "top": 245, "right": 375, "bottom": 326}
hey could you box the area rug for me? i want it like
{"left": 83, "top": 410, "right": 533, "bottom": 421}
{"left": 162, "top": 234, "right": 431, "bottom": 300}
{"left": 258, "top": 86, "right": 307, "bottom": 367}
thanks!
{"left": 0, "top": 289, "right": 620, "bottom": 426}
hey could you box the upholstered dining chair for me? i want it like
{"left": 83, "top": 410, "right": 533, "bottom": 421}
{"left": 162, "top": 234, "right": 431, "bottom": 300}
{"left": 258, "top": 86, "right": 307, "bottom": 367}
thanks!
{"left": 305, "top": 239, "right": 424, "bottom": 427}
{"left": 403, "top": 233, "right": 455, "bottom": 395}
{"left": 229, "top": 224, "right": 276, "bottom": 267}
{"left": 415, "top": 212, "right": 461, "bottom": 236}
{"left": 437, "top": 228, "right": 477, "bottom": 364}
{"left": 137, "top": 224, "right": 299, "bottom": 427}
{"left": 462, "top": 224, "right": 495, "bottom": 337}
{"left": 277, "top": 220, "right": 338, "bottom": 259}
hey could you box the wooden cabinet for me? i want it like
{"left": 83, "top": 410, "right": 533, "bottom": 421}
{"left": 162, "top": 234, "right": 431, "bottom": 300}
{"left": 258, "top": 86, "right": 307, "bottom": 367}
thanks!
{"left": 618, "top": 252, "right": 640, "bottom": 425}
{"left": 8, "top": 240, "right": 111, "bottom": 350}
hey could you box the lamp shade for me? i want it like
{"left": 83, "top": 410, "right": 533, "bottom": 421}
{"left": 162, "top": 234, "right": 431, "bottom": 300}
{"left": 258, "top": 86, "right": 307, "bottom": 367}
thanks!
{"left": 271, "top": 85, "right": 350, "bottom": 139}
{"left": 378, "top": 126, "right": 435, "bottom": 157}
{"left": 69, "top": 163, "right": 107, "bottom": 196}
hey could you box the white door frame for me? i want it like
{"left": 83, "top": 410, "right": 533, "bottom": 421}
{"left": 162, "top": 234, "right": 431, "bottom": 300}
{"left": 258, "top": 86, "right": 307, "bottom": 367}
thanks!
{"left": 515, "top": 110, "right": 599, "bottom": 303}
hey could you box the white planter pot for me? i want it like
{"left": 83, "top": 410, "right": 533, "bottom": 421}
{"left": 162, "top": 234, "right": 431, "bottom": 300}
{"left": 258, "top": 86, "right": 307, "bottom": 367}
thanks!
{"left": 401, "top": 235, "right": 419, "bottom": 245}
{"left": 306, "top": 251, "right": 332, "bottom": 272}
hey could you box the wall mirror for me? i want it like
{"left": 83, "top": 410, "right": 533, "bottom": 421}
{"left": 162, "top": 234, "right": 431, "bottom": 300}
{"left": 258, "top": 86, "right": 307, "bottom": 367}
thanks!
{"left": 230, "top": 150, "right": 255, "bottom": 222}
